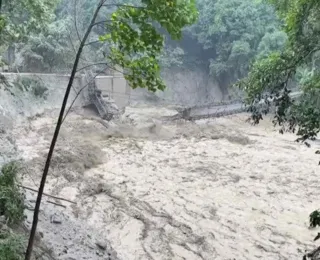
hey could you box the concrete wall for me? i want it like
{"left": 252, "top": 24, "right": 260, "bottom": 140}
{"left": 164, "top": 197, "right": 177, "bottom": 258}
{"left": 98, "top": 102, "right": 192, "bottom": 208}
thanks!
{"left": 95, "top": 75, "right": 132, "bottom": 108}
{"left": 0, "top": 73, "right": 142, "bottom": 112}
{"left": 1, "top": 69, "right": 226, "bottom": 113}
{"left": 159, "top": 67, "right": 224, "bottom": 106}
{"left": 0, "top": 73, "right": 87, "bottom": 118}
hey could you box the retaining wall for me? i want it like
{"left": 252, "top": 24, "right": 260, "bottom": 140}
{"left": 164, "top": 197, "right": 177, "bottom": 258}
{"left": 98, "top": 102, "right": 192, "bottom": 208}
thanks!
{"left": 1, "top": 73, "right": 144, "bottom": 109}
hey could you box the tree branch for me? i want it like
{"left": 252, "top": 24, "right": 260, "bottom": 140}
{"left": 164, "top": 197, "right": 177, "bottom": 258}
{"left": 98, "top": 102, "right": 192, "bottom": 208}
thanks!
{"left": 68, "top": 30, "right": 95, "bottom": 65}
{"left": 62, "top": 67, "right": 108, "bottom": 124}
{"left": 24, "top": 1, "right": 105, "bottom": 259}
{"left": 76, "top": 61, "right": 126, "bottom": 75}
{"left": 62, "top": 62, "right": 127, "bottom": 124}
{"left": 68, "top": 31, "right": 78, "bottom": 54}
{"left": 84, "top": 40, "right": 103, "bottom": 46}
{"left": 76, "top": 62, "right": 109, "bottom": 72}
{"left": 102, "top": 4, "right": 145, "bottom": 9}
{"left": 47, "top": 200, "right": 67, "bottom": 208}
{"left": 19, "top": 185, "right": 76, "bottom": 204}
{"left": 96, "top": 23, "right": 109, "bottom": 32}
{"left": 73, "top": 0, "right": 82, "bottom": 43}
{"left": 92, "top": 20, "right": 112, "bottom": 28}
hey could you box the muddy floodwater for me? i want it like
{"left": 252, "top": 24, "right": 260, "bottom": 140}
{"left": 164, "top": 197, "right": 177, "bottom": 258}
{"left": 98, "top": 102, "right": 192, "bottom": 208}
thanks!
{"left": 12, "top": 106, "right": 320, "bottom": 260}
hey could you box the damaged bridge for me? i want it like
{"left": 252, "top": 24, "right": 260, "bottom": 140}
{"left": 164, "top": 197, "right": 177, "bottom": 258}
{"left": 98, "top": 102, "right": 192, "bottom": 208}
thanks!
{"left": 165, "top": 91, "right": 302, "bottom": 121}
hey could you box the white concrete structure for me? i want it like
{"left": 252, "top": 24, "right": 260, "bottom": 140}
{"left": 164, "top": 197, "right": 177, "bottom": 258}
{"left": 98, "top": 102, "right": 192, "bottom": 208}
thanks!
{"left": 1, "top": 72, "right": 143, "bottom": 109}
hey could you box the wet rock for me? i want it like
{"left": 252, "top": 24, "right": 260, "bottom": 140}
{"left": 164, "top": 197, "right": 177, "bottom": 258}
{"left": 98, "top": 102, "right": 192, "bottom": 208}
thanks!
{"left": 96, "top": 240, "right": 108, "bottom": 251}
{"left": 50, "top": 214, "right": 62, "bottom": 224}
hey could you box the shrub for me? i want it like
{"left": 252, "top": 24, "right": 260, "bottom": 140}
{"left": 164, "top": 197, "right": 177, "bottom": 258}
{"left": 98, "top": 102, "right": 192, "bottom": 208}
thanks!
{"left": 0, "top": 162, "right": 26, "bottom": 260}
{"left": 0, "top": 162, "right": 25, "bottom": 225}
{"left": 0, "top": 230, "right": 25, "bottom": 260}
{"left": 13, "top": 77, "right": 48, "bottom": 99}
{"left": 310, "top": 210, "right": 320, "bottom": 228}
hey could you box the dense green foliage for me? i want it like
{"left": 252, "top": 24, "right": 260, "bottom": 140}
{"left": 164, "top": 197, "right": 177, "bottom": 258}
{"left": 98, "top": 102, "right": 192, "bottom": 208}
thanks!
{"left": 3, "top": 0, "right": 285, "bottom": 96}
{"left": 0, "top": 162, "right": 25, "bottom": 224}
{"left": 14, "top": 19, "right": 74, "bottom": 72}
{"left": 237, "top": 0, "right": 320, "bottom": 141}
{"left": 6, "top": 0, "right": 198, "bottom": 92}
{"left": 0, "top": 0, "right": 58, "bottom": 39}
{"left": 99, "top": 0, "right": 198, "bottom": 91}
{"left": 13, "top": 77, "right": 48, "bottom": 99}
{"left": 189, "top": 0, "right": 286, "bottom": 95}
{"left": 0, "top": 0, "right": 58, "bottom": 66}
{"left": 13, "top": 0, "right": 106, "bottom": 72}
{"left": 0, "top": 231, "right": 25, "bottom": 260}
{"left": 0, "top": 162, "right": 26, "bottom": 260}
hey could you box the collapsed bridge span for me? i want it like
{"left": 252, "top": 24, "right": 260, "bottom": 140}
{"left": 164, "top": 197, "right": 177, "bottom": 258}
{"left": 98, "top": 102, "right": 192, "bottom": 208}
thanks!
{"left": 162, "top": 91, "right": 302, "bottom": 121}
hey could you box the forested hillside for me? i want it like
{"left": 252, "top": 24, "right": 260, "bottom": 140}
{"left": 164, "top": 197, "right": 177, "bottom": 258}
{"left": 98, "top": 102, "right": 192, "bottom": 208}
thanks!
{"left": 165, "top": 0, "right": 287, "bottom": 96}
{"left": 1, "top": 0, "right": 287, "bottom": 98}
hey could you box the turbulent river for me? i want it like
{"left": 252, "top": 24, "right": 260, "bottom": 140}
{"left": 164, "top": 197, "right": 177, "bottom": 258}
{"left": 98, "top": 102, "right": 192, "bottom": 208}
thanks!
{"left": 9, "top": 105, "right": 320, "bottom": 260}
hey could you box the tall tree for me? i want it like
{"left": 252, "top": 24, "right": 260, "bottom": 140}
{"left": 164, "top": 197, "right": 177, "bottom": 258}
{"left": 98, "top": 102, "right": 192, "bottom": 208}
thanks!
{"left": 0, "top": 0, "right": 58, "bottom": 65}
{"left": 190, "top": 0, "right": 285, "bottom": 97}
{"left": 237, "top": 0, "right": 320, "bottom": 142}
{"left": 13, "top": 0, "right": 108, "bottom": 72}
{"left": 24, "top": 0, "right": 198, "bottom": 259}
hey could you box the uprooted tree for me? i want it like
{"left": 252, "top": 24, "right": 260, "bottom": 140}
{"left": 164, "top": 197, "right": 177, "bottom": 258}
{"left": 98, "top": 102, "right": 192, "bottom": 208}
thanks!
{"left": 22, "top": 0, "right": 198, "bottom": 259}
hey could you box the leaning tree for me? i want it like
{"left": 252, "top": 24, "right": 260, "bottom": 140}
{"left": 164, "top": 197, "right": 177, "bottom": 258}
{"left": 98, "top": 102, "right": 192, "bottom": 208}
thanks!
{"left": 23, "top": 0, "right": 198, "bottom": 259}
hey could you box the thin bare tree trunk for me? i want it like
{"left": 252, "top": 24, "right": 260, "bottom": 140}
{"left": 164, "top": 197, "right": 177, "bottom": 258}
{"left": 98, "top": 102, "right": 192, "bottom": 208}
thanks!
{"left": 24, "top": 1, "right": 104, "bottom": 259}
